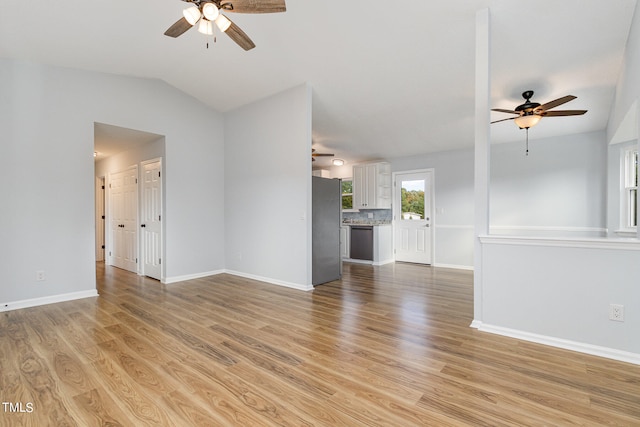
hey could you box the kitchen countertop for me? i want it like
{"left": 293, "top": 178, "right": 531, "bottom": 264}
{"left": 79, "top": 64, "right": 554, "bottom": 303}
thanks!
{"left": 342, "top": 221, "right": 391, "bottom": 226}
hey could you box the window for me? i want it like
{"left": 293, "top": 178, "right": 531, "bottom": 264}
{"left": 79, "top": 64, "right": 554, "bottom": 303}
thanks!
{"left": 341, "top": 179, "right": 353, "bottom": 210}
{"left": 400, "top": 179, "right": 425, "bottom": 220}
{"left": 623, "top": 148, "right": 638, "bottom": 228}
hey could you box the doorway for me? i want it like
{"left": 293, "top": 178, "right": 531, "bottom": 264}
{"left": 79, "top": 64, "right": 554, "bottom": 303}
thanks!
{"left": 393, "top": 169, "right": 434, "bottom": 264}
{"left": 94, "top": 122, "right": 165, "bottom": 280}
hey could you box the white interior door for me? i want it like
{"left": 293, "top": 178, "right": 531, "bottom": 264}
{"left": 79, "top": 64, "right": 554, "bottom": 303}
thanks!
{"left": 141, "top": 159, "right": 162, "bottom": 280}
{"left": 393, "top": 170, "right": 433, "bottom": 264}
{"left": 95, "top": 177, "right": 105, "bottom": 262}
{"left": 108, "top": 166, "right": 138, "bottom": 273}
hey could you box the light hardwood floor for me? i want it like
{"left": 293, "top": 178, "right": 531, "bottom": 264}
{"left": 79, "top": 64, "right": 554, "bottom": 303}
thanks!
{"left": 1, "top": 262, "right": 639, "bottom": 426}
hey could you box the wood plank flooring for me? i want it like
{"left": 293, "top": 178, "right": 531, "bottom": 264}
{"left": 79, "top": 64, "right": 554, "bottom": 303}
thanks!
{"left": 1, "top": 262, "right": 639, "bottom": 426}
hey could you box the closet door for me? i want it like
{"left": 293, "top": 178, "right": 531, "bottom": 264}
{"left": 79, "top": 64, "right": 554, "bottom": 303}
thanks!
{"left": 108, "top": 165, "right": 138, "bottom": 273}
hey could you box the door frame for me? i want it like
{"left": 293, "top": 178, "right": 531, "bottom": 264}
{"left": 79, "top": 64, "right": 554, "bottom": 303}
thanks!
{"left": 392, "top": 168, "right": 435, "bottom": 264}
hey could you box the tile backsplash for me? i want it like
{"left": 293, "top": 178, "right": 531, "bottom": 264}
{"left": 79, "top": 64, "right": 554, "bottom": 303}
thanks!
{"left": 342, "top": 209, "right": 392, "bottom": 224}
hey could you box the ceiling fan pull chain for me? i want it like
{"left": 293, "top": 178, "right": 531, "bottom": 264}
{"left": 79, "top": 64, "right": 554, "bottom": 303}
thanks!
{"left": 525, "top": 128, "right": 529, "bottom": 156}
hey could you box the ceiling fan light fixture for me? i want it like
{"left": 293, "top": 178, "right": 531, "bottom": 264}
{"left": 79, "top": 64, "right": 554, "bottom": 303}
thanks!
{"left": 183, "top": 6, "right": 202, "bottom": 25}
{"left": 332, "top": 158, "right": 345, "bottom": 166}
{"left": 202, "top": 3, "right": 220, "bottom": 21}
{"left": 514, "top": 113, "right": 541, "bottom": 129}
{"left": 197, "top": 18, "right": 214, "bottom": 35}
{"left": 215, "top": 14, "right": 232, "bottom": 32}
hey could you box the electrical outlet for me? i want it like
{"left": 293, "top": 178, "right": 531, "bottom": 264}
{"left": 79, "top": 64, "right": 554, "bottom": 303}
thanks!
{"left": 36, "top": 270, "right": 45, "bottom": 281}
{"left": 609, "top": 304, "right": 624, "bottom": 322}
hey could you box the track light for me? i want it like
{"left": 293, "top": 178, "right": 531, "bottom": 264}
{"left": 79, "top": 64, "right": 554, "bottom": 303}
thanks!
{"left": 183, "top": 6, "right": 201, "bottom": 25}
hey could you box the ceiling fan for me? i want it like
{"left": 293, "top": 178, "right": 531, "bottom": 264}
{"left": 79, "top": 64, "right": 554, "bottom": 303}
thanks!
{"left": 164, "top": 0, "right": 286, "bottom": 51}
{"left": 312, "top": 148, "right": 334, "bottom": 162}
{"left": 491, "top": 90, "right": 587, "bottom": 129}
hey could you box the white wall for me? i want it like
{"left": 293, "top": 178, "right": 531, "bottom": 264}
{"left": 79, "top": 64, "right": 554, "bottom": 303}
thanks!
{"left": 608, "top": 1, "right": 640, "bottom": 143}
{"left": 490, "top": 131, "right": 607, "bottom": 237}
{"left": 94, "top": 137, "right": 165, "bottom": 179}
{"left": 224, "top": 84, "right": 313, "bottom": 290}
{"left": 0, "top": 59, "right": 225, "bottom": 308}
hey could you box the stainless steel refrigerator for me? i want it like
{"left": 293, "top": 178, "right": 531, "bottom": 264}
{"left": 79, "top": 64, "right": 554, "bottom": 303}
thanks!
{"left": 312, "top": 176, "right": 342, "bottom": 285}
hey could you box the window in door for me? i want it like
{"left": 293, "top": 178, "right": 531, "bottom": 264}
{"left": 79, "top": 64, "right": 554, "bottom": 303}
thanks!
{"left": 400, "top": 180, "right": 425, "bottom": 220}
{"left": 623, "top": 148, "right": 638, "bottom": 229}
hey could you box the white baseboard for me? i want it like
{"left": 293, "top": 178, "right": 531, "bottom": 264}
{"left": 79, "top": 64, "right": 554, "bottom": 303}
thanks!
{"left": 373, "top": 258, "right": 395, "bottom": 266}
{"left": 0, "top": 289, "right": 99, "bottom": 312}
{"left": 475, "top": 322, "right": 640, "bottom": 365}
{"left": 162, "top": 270, "right": 225, "bottom": 284}
{"left": 433, "top": 263, "right": 474, "bottom": 271}
{"left": 225, "top": 270, "right": 313, "bottom": 291}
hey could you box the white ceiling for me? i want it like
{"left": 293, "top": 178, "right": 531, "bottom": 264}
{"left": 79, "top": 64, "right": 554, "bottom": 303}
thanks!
{"left": 1, "top": 0, "right": 636, "bottom": 168}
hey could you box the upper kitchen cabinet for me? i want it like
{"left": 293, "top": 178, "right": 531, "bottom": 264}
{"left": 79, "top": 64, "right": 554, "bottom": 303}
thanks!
{"left": 353, "top": 162, "right": 391, "bottom": 209}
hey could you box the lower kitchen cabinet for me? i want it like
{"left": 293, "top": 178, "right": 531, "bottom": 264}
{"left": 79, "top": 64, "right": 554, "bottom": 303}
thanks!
{"left": 342, "top": 224, "right": 393, "bottom": 265}
{"left": 340, "top": 226, "right": 350, "bottom": 259}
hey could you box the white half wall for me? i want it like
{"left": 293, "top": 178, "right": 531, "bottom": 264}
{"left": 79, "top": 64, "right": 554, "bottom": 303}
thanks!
{"left": 224, "top": 84, "right": 313, "bottom": 289}
{"left": 479, "top": 236, "right": 640, "bottom": 361}
{"left": 0, "top": 59, "right": 225, "bottom": 309}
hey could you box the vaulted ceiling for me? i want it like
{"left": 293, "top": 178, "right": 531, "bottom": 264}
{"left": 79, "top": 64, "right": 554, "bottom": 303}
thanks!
{"left": 1, "top": 0, "right": 636, "bottom": 167}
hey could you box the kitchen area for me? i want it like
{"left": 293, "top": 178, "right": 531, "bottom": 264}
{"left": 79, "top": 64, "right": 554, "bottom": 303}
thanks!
{"left": 313, "top": 161, "right": 394, "bottom": 272}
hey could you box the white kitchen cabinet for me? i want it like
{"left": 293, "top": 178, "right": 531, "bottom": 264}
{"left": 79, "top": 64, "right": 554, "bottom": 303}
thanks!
{"left": 340, "top": 226, "right": 350, "bottom": 259}
{"left": 352, "top": 162, "right": 391, "bottom": 209}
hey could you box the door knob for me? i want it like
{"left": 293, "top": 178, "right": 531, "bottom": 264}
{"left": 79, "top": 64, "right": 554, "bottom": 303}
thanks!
{"left": 141, "top": 224, "right": 146, "bottom": 228}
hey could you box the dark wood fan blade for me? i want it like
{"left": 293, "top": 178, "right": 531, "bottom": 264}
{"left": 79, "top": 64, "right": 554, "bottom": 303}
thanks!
{"left": 492, "top": 108, "right": 519, "bottom": 114}
{"left": 312, "top": 153, "right": 334, "bottom": 157}
{"left": 490, "top": 117, "right": 516, "bottom": 124}
{"left": 541, "top": 110, "right": 587, "bottom": 117}
{"left": 538, "top": 95, "right": 576, "bottom": 111}
{"left": 164, "top": 17, "right": 193, "bottom": 38}
{"left": 220, "top": 0, "right": 286, "bottom": 13}
{"left": 225, "top": 20, "right": 256, "bottom": 50}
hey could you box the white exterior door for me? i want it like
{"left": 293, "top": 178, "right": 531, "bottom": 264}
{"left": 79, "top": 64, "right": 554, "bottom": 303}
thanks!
{"left": 393, "top": 170, "right": 433, "bottom": 264}
{"left": 141, "top": 159, "right": 162, "bottom": 280}
{"left": 108, "top": 166, "right": 138, "bottom": 273}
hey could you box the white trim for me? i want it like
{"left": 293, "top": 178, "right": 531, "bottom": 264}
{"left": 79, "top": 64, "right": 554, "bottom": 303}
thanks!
{"left": 479, "top": 235, "right": 640, "bottom": 251}
{"left": 433, "top": 263, "right": 474, "bottom": 271}
{"left": 475, "top": 322, "right": 640, "bottom": 366}
{"left": 162, "top": 270, "right": 225, "bottom": 284}
{"left": 490, "top": 225, "right": 607, "bottom": 234}
{"left": 225, "top": 270, "right": 313, "bottom": 291}
{"left": 615, "top": 229, "right": 638, "bottom": 238}
{"left": 1, "top": 290, "right": 99, "bottom": 312}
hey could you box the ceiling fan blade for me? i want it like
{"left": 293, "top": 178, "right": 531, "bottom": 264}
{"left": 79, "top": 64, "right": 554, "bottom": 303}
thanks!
{"left": 541, "top": 110, "right": 587, "bottom": 117}
{"left": 312, "top": 153, "right": 334, "bottom": 157}
{"left": 224, "top": 20, "right": 256, "bottom": 50}
{"left": 538, "top": 95, "right": 576, "bottom": 111}
{"left": 490, "top": 117, "right": 517, "bottom": 124}
{"left": 220, "top": 0, "right": 286, "bottom": 13}
{"left": 164, "top": 17, "right": 193, "bottom": 38}
{"left": 491, "top": 108, "right": 519, "bottom": 115}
